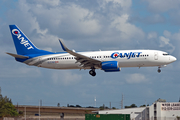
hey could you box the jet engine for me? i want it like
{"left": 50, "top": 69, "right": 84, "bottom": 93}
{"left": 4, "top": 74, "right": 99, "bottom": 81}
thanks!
{"left": 101, "top": 61, "right": 121, "bottom": 72}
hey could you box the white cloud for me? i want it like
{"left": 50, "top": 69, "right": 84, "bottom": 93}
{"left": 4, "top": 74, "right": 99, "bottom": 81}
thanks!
{"left": 126, "top": 73, "right": 148, "bottom": 84}
{"left": 159, "top": 35, "right": 175, "bottom": 53}
{"left": 100, "top": 0, "right": 132, "bottom": 12}
{"left": 27, "top": 2, "right": 101, "bottom": 36}
{"left": 63, "top": 4, "right": 101, "bottom": 35}
{"left": 52, "top": 71, "right": 82, "bottom": 86}
{"left": 145, "top": 14, "right": 165, "bottom": 24}
{"left": 0, "top": 65, "right": 42, "bottom": 78}
{"left": 147, "top": 32, "right": 157, "bottom": 40}
{"left": 163, "top": 30, "right": 171, "bottom": 38}
{"left": 141, "top": 0, "right": 180, "bottom": 26}
{"left": 6, "top": 0, "right": 102, "bottom": 50}
{"left": 110, "top": 14, "right": 145, "bottom": 41}
{"left": 143, "top": 0, "right": 180, "bottom": 13}
{"left": 33, "top": 0, "right": 60, "bottom": 7}
{"left": 170, "top": 30, "right": 180, "bottom": 59}
{"left": 159, "top": 36, "right": 170, "bottom": 47}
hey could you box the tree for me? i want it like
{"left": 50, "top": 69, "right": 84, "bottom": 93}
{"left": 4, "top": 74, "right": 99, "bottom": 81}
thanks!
{"left": 76, "top": 105, "right": 81, "bottom": 108}
{"left": 140, "top": 104, "right": 146, "bottom": 107}
{"left": 99, "top": 104, "right": 109, "bottom": 110}
{"left": 0, "top": 94, "right": 19, "bottom": 118}
{"left": 125, "top": 104, "right": 137, "bottom": 108}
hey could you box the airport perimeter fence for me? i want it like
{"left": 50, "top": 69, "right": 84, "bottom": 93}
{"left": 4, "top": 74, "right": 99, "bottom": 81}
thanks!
{"left": 2, "top": 117, "right": 180, "bottom": 120}
{"left": 1, "top": 118, "right": 84, "bottom": 120}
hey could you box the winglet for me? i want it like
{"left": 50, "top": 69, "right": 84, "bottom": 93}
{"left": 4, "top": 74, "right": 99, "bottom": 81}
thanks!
{"left": 59, "top": 39, "right": 69, "bottom": 51}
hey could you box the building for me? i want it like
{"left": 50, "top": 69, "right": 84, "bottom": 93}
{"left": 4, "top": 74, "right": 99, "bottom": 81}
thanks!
{"left": 94, "top": 101, "right": 180, "bottom": 120}
{"left": 15, "top": 105, "right": 99, "bottom": 119}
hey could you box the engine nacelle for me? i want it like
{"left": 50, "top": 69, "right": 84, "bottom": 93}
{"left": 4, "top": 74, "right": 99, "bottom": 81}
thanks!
{"left": 101, "top": 61, "right": 121, "bottom": 72}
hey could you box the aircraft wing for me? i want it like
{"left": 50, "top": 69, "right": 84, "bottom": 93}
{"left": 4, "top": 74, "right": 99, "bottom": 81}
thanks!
{"left": 59, "top": 39, "right": 102, "bottom": 68}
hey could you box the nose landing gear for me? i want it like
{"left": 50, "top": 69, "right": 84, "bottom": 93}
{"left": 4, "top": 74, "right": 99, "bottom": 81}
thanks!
{"left": 157, "top": 67, "right": 161, "bottom": 73}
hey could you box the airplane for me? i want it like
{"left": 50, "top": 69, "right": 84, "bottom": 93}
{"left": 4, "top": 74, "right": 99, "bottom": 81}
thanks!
{"left": 7, "top": 25, "right": 177, "bottom": 76}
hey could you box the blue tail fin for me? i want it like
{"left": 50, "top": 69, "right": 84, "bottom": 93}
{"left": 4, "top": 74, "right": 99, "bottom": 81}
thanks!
{"left": 9, "top": 25, "right": 52, "bottom": 55}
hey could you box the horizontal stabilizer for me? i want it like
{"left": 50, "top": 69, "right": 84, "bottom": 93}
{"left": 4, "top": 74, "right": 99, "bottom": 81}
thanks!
{"left": 6, "top": 52, "right": 29, "bottom": 59}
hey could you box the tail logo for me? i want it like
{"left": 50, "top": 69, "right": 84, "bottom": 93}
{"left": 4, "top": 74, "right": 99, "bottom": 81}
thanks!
{"left": 12, "top": 29, "right": 34, "bottom": 50}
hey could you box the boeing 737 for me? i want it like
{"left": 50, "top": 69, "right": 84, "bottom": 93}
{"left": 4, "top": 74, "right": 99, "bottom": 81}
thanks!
{"left": 7, "top": 25, "right": 177, "bottom": 76}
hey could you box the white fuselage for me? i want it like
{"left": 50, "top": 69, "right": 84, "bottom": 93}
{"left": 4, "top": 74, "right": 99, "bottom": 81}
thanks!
{"left": 24, "top": 50, "right": 176, "bottom": 70}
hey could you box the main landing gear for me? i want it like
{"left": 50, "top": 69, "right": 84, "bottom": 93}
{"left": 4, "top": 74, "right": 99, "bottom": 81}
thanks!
{"left": 89, "top": 68, "right": 96, "bottom": 76}
{"left": 157, "top": 67, "right": 161, "bottom": 73}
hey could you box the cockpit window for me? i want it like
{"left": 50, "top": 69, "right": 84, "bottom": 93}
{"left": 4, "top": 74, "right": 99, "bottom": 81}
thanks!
{"left": 163, "top": 53, "right": 169, "bottom": 56}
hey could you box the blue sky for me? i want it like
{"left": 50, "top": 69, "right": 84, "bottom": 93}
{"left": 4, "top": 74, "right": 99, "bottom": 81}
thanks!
{"left": 0, "top": 0, "right": 180, "bottom": 108}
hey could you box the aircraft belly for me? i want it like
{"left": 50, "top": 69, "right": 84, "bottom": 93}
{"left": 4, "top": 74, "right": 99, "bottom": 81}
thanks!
{"left": 118, "top": 59, "right": 144, "bottom": 67}
{"left": 40, "top": 60, "right": 81, "bottom": 69}
{"left": 118, "top": 58, "right": 158, "bottom": 67}
{"left": 56, "top": 63, "right": 80, "bottom": 69}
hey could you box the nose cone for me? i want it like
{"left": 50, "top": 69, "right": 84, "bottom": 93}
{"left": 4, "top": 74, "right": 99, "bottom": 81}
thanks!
{"left": 171, "top": 56, "right": 177, "bottom": 62}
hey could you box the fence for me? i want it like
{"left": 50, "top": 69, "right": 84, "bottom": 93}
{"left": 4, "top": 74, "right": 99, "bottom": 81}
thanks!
{"left": 1, "top": 118, "right": 84, "bottom": 120}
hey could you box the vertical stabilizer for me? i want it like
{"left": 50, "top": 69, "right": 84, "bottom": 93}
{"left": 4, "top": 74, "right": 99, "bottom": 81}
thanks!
{"left": 9, "top": 25, "right": 51, "bottom": 55}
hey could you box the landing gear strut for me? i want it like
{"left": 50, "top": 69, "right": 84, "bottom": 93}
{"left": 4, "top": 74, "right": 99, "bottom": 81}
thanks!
{"left": 89, "top": 68, "right": 96, "bottom": 76}
{"left": 157, "top": 67, "right": 161, "bottom": 73}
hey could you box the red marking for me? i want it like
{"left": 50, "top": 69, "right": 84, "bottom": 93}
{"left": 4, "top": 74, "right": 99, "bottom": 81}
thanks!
{"left": 55, "top": 61, "right": 58, "bottom": 63}
{"left": 114, "top": 53, "right": 118, "bottom": 57}
{"left": 14, "top": 31, "right": 18, "bottom": 34}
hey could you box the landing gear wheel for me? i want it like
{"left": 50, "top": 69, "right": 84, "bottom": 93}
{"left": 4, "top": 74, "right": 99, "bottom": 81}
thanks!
{"left": 89, "top": 70, "right": 96, "bottom": 76}
{"left": 158, "top": 68, "right": 161, "bottom": 73}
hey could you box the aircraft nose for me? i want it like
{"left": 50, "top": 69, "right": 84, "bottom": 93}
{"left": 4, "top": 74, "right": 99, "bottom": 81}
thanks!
{"left": 171, "top": 56, "right": 177, "bottom": 62}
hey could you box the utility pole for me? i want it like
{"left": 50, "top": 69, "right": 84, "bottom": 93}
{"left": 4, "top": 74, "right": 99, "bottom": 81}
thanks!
{"left": 17, "top": 103, "right": 19, "bottom": 113}
{"left": 39, "top": 100, "right": 40, "bottom": 120}
{"left": 0, "top": 87, "right": 1, "bottom": 95}
{"left": 40, "top": 100, "right": 42, "bottom": 106}
{"left": 120, "top": 94, "right": 123, "bottom": 109}
{"left": 94, "top": 97, "right": 96, "bottom": 107}
{"left": 24, "top": 106, "right": 26, "bottom": 120}
{"left": 110, "top": 102, "right": 111, "bottom": 109}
